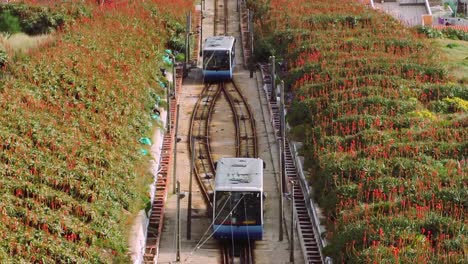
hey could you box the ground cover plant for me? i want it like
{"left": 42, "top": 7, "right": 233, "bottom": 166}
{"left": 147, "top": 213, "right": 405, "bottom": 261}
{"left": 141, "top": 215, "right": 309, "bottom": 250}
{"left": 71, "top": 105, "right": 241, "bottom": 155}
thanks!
{"left": 430, "top": 38, "right": 468, "bottom": 84}
{"left": 248, "top": 0, "right": 467, "bottom": 262}
{"left": 0, "top": 0, "right": 193, "bottom": 262}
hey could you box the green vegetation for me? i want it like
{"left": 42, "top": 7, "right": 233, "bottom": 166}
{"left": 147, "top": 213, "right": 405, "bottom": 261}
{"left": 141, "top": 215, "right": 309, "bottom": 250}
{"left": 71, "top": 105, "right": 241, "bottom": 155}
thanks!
{"left": 0, "top": 49, "right": 7, "bottom": 66}
{"left": 432, "top": 38, "right": 468, "bottom": 83}
{"left": 0, "top": 3, "right": 69, "bottom": 35}
{"left": 0, "top": 10, "right": 21, "bottom": 34}
{"left": 249, "top": 0, "right": 467, "bottom": 262}
{"left": 417, "top": 26, "right": 468, "bottom": 41}
{"left": 0, "top": 0, "right": 192, "bottom": 262}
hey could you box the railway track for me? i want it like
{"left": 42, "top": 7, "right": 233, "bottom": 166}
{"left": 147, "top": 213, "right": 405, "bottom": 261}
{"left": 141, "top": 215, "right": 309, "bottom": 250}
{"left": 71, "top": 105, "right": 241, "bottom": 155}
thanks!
{"left": 188, "top": 81, "right": 258, "bottom": 263}
{"left": 259, "top": 64, "right": 324, "bottom": 263}
{"left": 188, "top": 81, "right": 258, "bottom": 208}
{"left": 222, "top": 82, "right": 257, "bottom": 158}
{"left": 221, "top": 241, "right": 255, "bottom": 264}
{"left": 189, "top": 83, "right": 221, "bottom": 209}
{"left": 190, "top": 0, "right": 259, "bottom": 263}
{"left": 214, "top": 0, "right": 228, "bottom": 35}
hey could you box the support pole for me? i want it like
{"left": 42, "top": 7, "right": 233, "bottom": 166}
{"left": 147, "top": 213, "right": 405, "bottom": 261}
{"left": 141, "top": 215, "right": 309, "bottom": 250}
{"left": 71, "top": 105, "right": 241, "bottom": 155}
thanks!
{"left": 280, "top": 80, "right": 287, "bottom": 193}
{"left": 249, "top": 10, "right": 254, "bottom": 78}
{"left": 173, "top": 104, "right": 180, "bottom": 194}
{"left": 176, "top": 181, "right": 181, "bottom": 261}
{"left": 270, "top": 56, "right": 276, "bottom": 102}
{"left": 224, "top": 0, "right": 228, "bottom": 34}
{"left": 166, "top": 84, "right": 171, "bottom": 134}
{"left": 278, "top": 79, "right": 284, "bottom": 242}
{"left": 187, "top": 136, "right": 195, "bottom": 240}
{"left": 172, "top": 56, "right": 176, "bottom": 98}
{"left": 188, "top": 11, "right": 192, "bottom": 65}
{"left": 199, "top": 8, "right": 203, "bottom": 60}
{"left": 185, "top": 11, "right": 192, "bottom": 77}
{"left": 290, "top": 181, "right": 295, "bottom": 263}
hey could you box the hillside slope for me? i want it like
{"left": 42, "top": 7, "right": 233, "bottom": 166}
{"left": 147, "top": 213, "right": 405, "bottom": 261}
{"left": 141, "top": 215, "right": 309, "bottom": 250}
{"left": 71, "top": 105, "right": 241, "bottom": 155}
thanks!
{"left": 0, "top": 0, "right": 192, "bottom": 262}
{"left": 248, "top": 0, "right": 467, "bottom": 262}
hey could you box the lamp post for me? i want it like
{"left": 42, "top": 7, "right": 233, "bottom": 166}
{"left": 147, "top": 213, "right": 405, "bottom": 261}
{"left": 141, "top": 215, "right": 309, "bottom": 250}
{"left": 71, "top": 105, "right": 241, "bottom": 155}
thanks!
{"left": 185, "top": 11, "right": 192, "bottom": 77}
{"left": 173, "top": 104, "right": 180, "bottom": 194}
{"left": 165, "top": 50, "right": 176, "bottom": 99}
{"left": 278, "top": 80, "right": 286, "bottom": 242}
{"left": 199, "top": 14, "right": 203, "bottom": 60}
{"left": 176, "top": 181, "right": 185, "bottom": 261}
{"left": 270, "top": 56, "right": 276, "bottom": 102}
{"left": 280, "top": 80, "right": 286, "bottom": 193}
{"left": 249, "top": 10, "right": 254, "bottom": 78}
{"left": 165, "top": 80, "right": 170, "bottom": 133}
{"left": 165, "top": 50, "right": 176, "bottom": 134}
{"left": 290, "top": 180, "right": 296, "bottom": 263}
{"left": 187, "top": 136, "right": 195, "bottom": 240}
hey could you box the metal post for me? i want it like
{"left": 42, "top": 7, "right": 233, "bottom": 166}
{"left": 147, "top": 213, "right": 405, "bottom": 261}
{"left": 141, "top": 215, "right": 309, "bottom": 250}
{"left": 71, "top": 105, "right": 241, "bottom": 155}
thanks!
{"left": 280, "top": 81, "right": 286, "bottom": 193}
{"left": 199, "top": 8, "right": 203, "bottom": 60}
{"left": 187, "top": 136, "right": 195, "bottom": 240}
{"left": 173, "top": 104, "right": 180, "bottom": 194}
{"left": 247, "top": 9, "right": 250, "bottom": 32}
{"left": 270, "top": 56, "right": 276, "bottom": 102}
{"left": 279, "top": 80, "right": 285, "bottom": 242}
{"left": 166, "top": 84, "right": 171, "bottom": 133}
{"left": 172, "top": 56, "right": 176, "bottom": 98}
{"left": 176, "top": 180, "right": 181, "bottom": 261}
{"left": 224, "top": 0, "right": 228, "bottom": 34}
{"left": 184, "top": 11, "right": 191, "bottom": 77}
{"left": 279, "top": 136, "right": 284, "bottom": 242}
{"left": 249, "top": 10, "right": 254, "bottom": 78}
{"left": 188, "top": 11, "right": 192, "bottom": 64}
{"left": 290, "top": 181, "right": 295, "bottom": 263}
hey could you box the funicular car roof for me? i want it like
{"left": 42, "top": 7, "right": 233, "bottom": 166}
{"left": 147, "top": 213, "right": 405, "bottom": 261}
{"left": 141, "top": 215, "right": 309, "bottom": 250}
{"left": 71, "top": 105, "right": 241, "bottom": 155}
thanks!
{"left": 214, "top": 157, "right": 263, "bottom": 192}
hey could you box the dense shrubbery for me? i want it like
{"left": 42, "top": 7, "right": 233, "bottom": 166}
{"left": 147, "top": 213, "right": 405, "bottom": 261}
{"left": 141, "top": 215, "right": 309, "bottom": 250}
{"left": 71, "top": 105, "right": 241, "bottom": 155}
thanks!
{"left": 0, "top": 0, "right": 193, "bottom": 262}
{"left": 0, "top": 3, "right": 72, "bottom": 34}
{"left": 249, "top": 0, "right": 467, "bottom": 262}
{"left": 416, "top": 25, "right": 468, "bottom": 41}
{"left": 0, "top": 10, "right": 21, "bottom": 34}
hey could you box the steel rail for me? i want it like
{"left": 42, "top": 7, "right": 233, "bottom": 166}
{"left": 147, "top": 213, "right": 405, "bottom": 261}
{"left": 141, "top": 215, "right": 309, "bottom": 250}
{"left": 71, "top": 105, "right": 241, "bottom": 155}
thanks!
{"left": 220, "top": 82, "right": 241, "bottom": 157}
{"left": 214, "top": 0, "right": 218, "bottom": 35}
{"left": 240, "top": 242, "right": 254, "bottom": 264}
{"left": 205, "top": 1, "right": 259, "bottom": 263}
{"left": 189, "top": 83, "right": 221, "bottom": 209}
{"left": 214, "top": 0, "right": 228, "bottom": 35}
{"left": 224, "top": 0, "right": 228, "bottom": 34}
{"left": 223, "top": 81, "right": 257, "bottom": 158}
{"left": 221, "top": 241, "right": 255, "bottom": 264}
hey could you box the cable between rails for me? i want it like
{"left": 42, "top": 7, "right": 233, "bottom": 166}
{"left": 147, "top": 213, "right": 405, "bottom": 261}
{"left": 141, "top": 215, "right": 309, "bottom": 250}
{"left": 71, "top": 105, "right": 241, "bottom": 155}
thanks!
{"left": 183, "top": 194, "right": 246, "bottom": 262}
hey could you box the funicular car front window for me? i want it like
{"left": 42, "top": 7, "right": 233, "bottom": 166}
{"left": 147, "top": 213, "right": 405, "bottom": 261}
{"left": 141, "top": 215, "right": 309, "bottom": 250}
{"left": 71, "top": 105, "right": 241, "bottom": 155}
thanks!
{"left": 214, "top": 191, "right": 261, "bottom": 225}
{"left": 203, "top": 50, "right": 230, "bottom": 70}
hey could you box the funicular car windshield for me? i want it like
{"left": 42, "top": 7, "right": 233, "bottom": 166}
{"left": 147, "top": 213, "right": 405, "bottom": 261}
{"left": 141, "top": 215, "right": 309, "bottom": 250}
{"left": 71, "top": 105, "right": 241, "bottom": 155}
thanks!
{"left": 203, "top": 50, "right": 230, "bottom": 70}
{"left": 214, "top": 191, "right": 261, "bottom": 226}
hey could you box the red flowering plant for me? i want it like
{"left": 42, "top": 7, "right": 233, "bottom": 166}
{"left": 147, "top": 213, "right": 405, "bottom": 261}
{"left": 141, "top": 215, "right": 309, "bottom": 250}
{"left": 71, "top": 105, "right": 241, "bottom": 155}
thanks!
{"left": 249, "top": 0, "right": 467, "bottom": 262}
{"left": 0, "top": 0, "right": 193, "bottom": 262}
